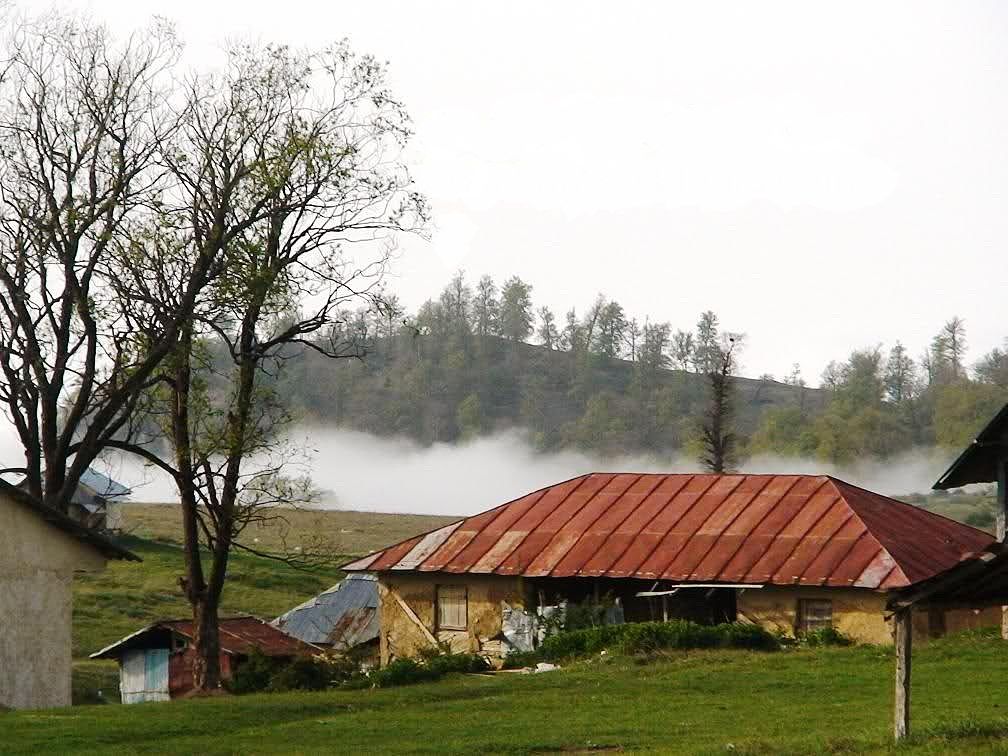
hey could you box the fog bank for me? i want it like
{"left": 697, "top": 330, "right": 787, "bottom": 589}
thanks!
{"left": 0, "top": 423, "right": 966, "bottom": 516}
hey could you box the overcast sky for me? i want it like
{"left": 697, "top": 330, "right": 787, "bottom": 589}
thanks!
{"left": 61, "top": 1, "right": 1008, "bottom": 381}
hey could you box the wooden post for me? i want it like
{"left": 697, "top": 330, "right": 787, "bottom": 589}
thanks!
{"left": 894, "top": 608, "right": 912, "bottom": 741}
{"left": 998, "top": 457, "right": 1008, "bottom": 639}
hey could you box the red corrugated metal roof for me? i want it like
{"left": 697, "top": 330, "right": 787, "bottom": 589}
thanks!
{"left": 91, "top": 616, "right": 318, "bottom": 659}
{"left": 343, "top": 474, "right": 995, "bottom": 590}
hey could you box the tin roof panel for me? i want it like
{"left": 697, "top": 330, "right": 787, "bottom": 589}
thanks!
{"left": 343, "top": 473, "right": 995, "bottom": 590}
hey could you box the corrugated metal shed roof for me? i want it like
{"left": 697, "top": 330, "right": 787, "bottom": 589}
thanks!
{"left": 343, "top": 473, "right": 994, "bottom": 590}
{"left": 273, "top": 574, "right": 379, "bottom": 649}
{"left": 91, "top": 616, "right": 317, "bottom": 659}
{"left": 933, "top": 402, "right": 1008, "bottom": 489}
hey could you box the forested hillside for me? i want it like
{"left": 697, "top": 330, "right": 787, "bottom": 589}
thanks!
{"left": 268, "top": 272, "right": 1008, "bottom": 465}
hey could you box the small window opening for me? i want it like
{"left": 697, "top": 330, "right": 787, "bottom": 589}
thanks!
{"left": 437, "top": 585, "right": 467, "bottom": 631}
{"left": 797, "top": 598, "right": 833, "bottom": 633}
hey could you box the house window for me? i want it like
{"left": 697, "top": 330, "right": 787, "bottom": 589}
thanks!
{"left": 797, "top": 599, "right": 833, "bottom": 633}
{"left": 437, "top": 585, "right": 467, "bottom": 631}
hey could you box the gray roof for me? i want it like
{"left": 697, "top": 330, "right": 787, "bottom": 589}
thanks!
{"left": 79, "top": 468, "right": 131, "bottom": 500}
{"left": 934, "top": 402, "right": 1008, "bottom": 489}
{"left": 273, "top": 573, "right": 378, "bottom": 649}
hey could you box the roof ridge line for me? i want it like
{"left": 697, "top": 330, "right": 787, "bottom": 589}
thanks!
{"left": 342, "top": 473, "right": 596, "bottom": 571}
{"left": 823, "top": 478, "right": 915, "bottom": 587}
{"left": 827, "top": 475, "right": 993, "bottom": 540}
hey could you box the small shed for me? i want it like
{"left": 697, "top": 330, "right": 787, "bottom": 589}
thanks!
{"left": 273, "top": 573, "right": 379, "bottom": 662}
{"left": 0, "top": 479, "right": 138, "bottom": 709}
{"left": 91, "top": 616, "right": 319, "bottom": 703}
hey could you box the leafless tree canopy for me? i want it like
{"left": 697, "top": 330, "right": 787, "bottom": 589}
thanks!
{"left": 0, "top": 15, "right": 192, "bottom": 509}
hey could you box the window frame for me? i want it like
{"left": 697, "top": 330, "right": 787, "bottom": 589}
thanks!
{"left": 436, "top": 584, "right": 468, "bottom": 631}
{"left": 796, "top": 598, "right": 833, "bottom": 634}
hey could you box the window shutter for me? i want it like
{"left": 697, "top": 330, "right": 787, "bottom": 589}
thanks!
{"left": 437, "top": 585, "right": 467, "bottom": 630}
{"left": 797, "top": 599, "right": 833, "bottom": 633}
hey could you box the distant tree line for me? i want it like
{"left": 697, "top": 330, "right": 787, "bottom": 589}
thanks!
{"left": 278, "top": 274, "right": 1007, "bottom": 467}
{"left": 750, "top": 317, "right": 1008, "bottom": 465}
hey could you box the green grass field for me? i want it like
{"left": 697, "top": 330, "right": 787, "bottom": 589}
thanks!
{"left": 11, "top": 635, "right": 1008, "bottom": 755}
{"left": 70, "top": 506, "right": 452, "bottom": 703}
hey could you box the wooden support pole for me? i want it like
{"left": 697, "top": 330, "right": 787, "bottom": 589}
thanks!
{"left": 894, "top": 608, "right": 912, "bottom": 741}
{"left": 998, "top": 457, "right": 1008, "bottom": 639}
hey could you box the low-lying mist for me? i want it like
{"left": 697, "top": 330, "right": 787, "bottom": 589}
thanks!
{"left": 70, "top": 427, "right": 961, "bottom": 516}
{"left": 0, "top": 420, "right": 966, "bottom": 516}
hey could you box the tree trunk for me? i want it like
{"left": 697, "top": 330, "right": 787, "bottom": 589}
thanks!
{"left": 171, "top": 322, "right": 222, "bottom": 693}
{"left": 190, "top": 594, "right": 222, "bottom": 692}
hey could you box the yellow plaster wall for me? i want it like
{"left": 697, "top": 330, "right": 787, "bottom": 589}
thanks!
{"left": 0, "top": 491, "right": 108, "bottom": 709}
{"left": 377, "top": 573, "right": 526, "bottom": 664}
{"left": 737, "top": 586, "right": 893, "bottom": 644}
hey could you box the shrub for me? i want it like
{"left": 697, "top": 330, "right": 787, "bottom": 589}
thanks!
{"left": 370, "top": 658, "right": 440, "bottom": 688}
{"left": 797, "top": 627, "right": 852, "bottom": 647}
{"left": 268, "top": 656, "right": 332, "bottom": 692}
{"left": 227, "top": 649, "right": 284, "bottom": 695}
{"left": 536, "top": 620, "right": 780, "bottom": 661}
{"left": 370, "top": 652, "right": 490, "bottom": 688}
{"left": 501, "top": 649, "right": 541, "bottom": 669}
{"left": 427, "top": 653, "right": 490, "bottom": 675}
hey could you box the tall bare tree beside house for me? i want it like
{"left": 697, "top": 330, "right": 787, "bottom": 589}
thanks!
{"left": 114, "top": 41, "right": 427, "bottom": 692}
{"left": 0, "top": 15, "right": 228, "bottom": 513}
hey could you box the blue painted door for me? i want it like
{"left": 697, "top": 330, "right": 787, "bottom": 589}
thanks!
{"left": 144, "top": 648, "right": 170, "bottom": 701}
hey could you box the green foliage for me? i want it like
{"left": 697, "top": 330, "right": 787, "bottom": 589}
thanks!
{"left": 796, "top": 627, "right": 853, "bottom": 648}
{"left": 370, "top": 658, "right": 439, "bottom": 687}
{"left": 267, "top": 656, "right": 334, "bottom": 693}
{"left": 933, "top": 382, "right": 1006, "bottom": 448}
{"left": 455, "top": 393, "right": 484, "bottom": 440}
{"left": 226, "top": 649, "right": 284, "bottom": 695}
{"left": 230, "top": 652, "right": 366, "bottom": 695}
{"left": 368, "top": 652, "right": 488, "bottom": 688}
{"left": 536, "top": 620, "right": 779, "bottom": 661}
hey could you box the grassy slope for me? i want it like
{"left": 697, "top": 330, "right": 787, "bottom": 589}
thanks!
{"left": 71, "top": 506, "right": 453, "bottom": 702}
{"left": 73, "top": 536, "right": 346, "bottom": 659}
{"left": 12, "top": 635, "right": 1008, "bottom": 755}
{"left": 78, "top": 505, "right": 454, "bottom": 658}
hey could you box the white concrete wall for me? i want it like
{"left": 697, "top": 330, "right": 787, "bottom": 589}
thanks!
{"left": 0, "top": 491, "right": 107, "bottom": 709}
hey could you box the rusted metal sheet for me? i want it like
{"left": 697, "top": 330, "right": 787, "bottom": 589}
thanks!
{"left": 92, "top": 616, "right": 317, "bottom": 662}
{"left": 394, "top": 522, "right": 463, "bottom": 570}
{"left": 343, "top": 474, "right": 996, "bottom": 590}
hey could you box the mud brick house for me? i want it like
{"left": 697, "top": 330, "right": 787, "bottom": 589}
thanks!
{"left": 343, "top": 473, "right": 997, "bottom": 665}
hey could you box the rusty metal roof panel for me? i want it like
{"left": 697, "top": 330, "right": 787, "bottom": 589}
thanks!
{"left": 343, "top": 473, "right": 996, "bottom": 591}
{"left": 93, "top": 616, "right": 317, "bottom": 659}
{"left": 441, "top": 491, "right": 548, "bottom": 573}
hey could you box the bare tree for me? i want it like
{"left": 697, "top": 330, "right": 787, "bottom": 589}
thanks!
{"left": 0, "top": 15, "right": 225, "bottom": 512}
{"left": 118, "top": 40, "right": 426, "bottom": 693}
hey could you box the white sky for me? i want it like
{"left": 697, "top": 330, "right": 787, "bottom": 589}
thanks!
{"left": 54, "top": 1, "right": 1008, "bottom": 380}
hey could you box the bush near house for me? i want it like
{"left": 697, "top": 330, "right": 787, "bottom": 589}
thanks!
{"left": 505, "top": 620, "right": 780, "bottom": 667}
